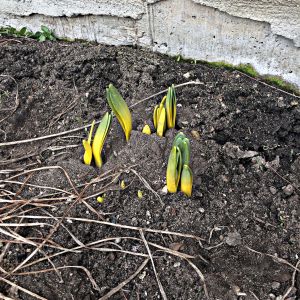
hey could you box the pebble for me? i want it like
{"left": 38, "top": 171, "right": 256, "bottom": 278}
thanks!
{"left": 161, "top": 185, "right": 168, "bottom": 195}
{"left": 191, "top": 130, "right": 200, "bottom": 140}
{"left": 277, "top": 97, "right": 286, "bottom": 108}
{"left": 173, "top": 262, "right": 181, "bottom": 267}
{"left": 131, "top": 217, "right": 138, "bottom": 226}
{"left": 269, "top": 186, "right": 277, "bottom": 195}
{"left": 291, "top": 100, "right": 298, "bottom": 106}
{"left": 225, "top": 231, "right": 242, "bottom": 246}
{"left": 183, "top": 72, "right": 191, "bottom": 79}
{"left": 271, "top": 282, "right": 280, "bottom": 290}
{"left": 282, "top": 184, "right": 294, "bottom": 196}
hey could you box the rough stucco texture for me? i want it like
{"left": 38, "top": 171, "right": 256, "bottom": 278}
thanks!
{"left": 1, "top": 0, "right": 299, "bottom": 90}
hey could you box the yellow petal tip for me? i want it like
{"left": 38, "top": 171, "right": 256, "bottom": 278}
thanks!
{"left": 142, "top": 124, "right": 151, "bottom": 135}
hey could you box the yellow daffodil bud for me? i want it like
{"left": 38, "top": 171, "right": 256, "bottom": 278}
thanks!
{"left": 166, "top": 85, "right": 176, "bottom": 129}
{"left": 180, "top": 164, "right": 193, "bottom": 197}
{"left": 153, "top": 96, "right": 166, "bottom": 130}
{"left": 82, "top": 120, "right": 95, "bottom": 165}
{"left": 142, "top": 124, "right": 151, "bottom": 135}
{"left": 97, "top": 196, "right": 104, "bottom": 203}
{"left": 137, "top": 190, "right": 143, "bottom": 199}
{"left": 83, "top": 140, "right": 93, "bottom": 165}
{"left": 120, "top": 180, "right": 126, "bottom": 189}
{"left": 92, "top": 112, "right": 112, "bottom": 168}
{"left": 166, "top": 146, "right": 182, "bottom": 193}
{"left": 157, "top": 106, "right": 166, "bottom": 137}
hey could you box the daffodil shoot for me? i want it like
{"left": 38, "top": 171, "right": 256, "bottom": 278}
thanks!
{"left": 153, "top": 85, "right": 176, "bottom": 137}
{"left": 166, "top": 84, "right": 176, "bottom": 129}
{"left": 92, "top": 112, "right": 112, "bottom": 168}
{"left": 180, "top": 164, "right": 193, "bottom": 197}
{"left": 166, "top": 132, "right": 193, "bottom": 197}
{"left": 157, "top": 106, "right": 166, "bottom": 137}
{"left": 82, "top": 120, "right": 95, "bottom": 165}
{"left": 166, "top": 146, "right": 182, "bottom": 193}
{"left": 172, "top": 132, "right": 190, "bottom": 165}
{"left": 106, "top": 84, "right": 132, "bottom": 141}
{"left": 153, "top": 96, "right": 166, "bottom": 129}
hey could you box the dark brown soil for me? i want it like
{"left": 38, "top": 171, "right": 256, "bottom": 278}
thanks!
{"left": 0, "top": 38, "right": 300, "bottom": 300}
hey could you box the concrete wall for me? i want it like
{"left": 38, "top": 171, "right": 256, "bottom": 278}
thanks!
{"left": 1, "top": 0, "right": 299, "bottom": 90}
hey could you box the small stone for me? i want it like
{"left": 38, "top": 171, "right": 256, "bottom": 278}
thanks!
{"left": 269, "top": 293, "right": 276, "bottom": 299}
{"left": 232, "top": 285, "right": 240, "bottom": 295}
{"left": 115, "top": 237, "right": 121, "bottom": 244}
{"left": 131, "top": 217, "right": 138, "bottom": 226}
{"left": 183, "top": 72, "right": 191, "bottom": 79}
{"left": 269, "top": 187, "right": 277, "bottom": 195}
{"left": 277, "top": 97, "right": 286, "bottom": 108}
{"left": 271, "top": 282, "right": 280, "bottom": 290}
{"left": 199, "top": 207, "right": 205, "bottom": 213}
{"left": 291, "top": 100, "right": 298, "bottom": 106}
{"left": 161, "top": 185, "right": 168, "bottom": 195}
{"left": 139, "top": 271, "right": 146, "bottom": 280}
{"left": 283, "top": 184, "right": 294, "bottom": 196}
{"left": 225, "top": 231, "right": 242, "bottom": 246}
{"left": 173, "top": 262, "right": 181, "bottom": 267}
{"left": 191, "top": 130, "right": 200, "bottom": 140}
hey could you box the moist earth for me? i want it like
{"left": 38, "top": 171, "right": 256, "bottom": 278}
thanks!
{"left": 0, "top": 38, "right": 300, "bottom": 300}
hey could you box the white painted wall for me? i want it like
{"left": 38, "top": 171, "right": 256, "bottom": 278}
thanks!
{"left": 1, "top": 0, "right": 299, "bottom": 91}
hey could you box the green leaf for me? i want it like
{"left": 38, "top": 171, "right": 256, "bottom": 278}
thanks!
{"left": 38, "top": 35, "right": 46, "bottom": 42}
{"left": 19, "top": 27, "right": 27, "bottom": 36}
{"left": 41, "top": 25, "right": 50, "bottom": 34}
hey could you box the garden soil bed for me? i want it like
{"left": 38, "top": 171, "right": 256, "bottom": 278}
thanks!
{"left": 0, "top": 37, "right": 300, "bottom": 300}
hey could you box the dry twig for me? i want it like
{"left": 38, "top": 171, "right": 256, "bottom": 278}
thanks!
{"left": 235, "top": 70, "right": 300, "bottom": 99}
{"left": 140, "top": 229, "right": 168, "bottom": 300}
{"left": 99, "top": 258, "right": 149, "bottom": 300}
{"left": 245, "top": 246, "right": 300, "bottom": 272}
{"left": 0, "top": 277, "right": 47, "bottom": 300}
{"left": 282, "top": 259, "right": 300, "bottom": 300}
